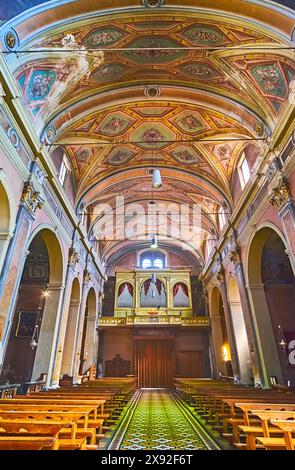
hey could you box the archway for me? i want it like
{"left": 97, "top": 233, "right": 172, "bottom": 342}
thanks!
{"left": 1, "top": 228, "right": 63, "bottom": 384}
{"left": 228, "top": 277, "right": 251, "bottom": 384}
{"left": 247, "top": 226, "right": 295, "bottom": 386}
{"left": 210, "top": 287, "right": 233, "bottom": 378}
{"left": 79, "top": 288, "right": 98, "bottom": 375}
{"left": 60, "top": 278, "right": 81, "bottom": 377}
{"left": 0, "top": 181, "right": 12, "bottom": 274}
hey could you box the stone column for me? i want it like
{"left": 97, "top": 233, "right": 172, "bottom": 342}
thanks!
{"left": 217, "top": 271, "right": 240, "bottom": 380}
{"left": 247, "top": 282, "right": 284, "bottom": 386}
{"left": 0, "top": 181, "right": 44, "bottom": 368}
{"left": 50, "top": 247, "right": 81, "bottom": 387}
{"left": 60, "top": 299, "right": 81, "bottom": 377}
{"left": 83, "top": 313, "right": 98, "bottom": 372}
{"left": 31, "top": 283, "right": 65, "bottom": 385}
{"left": 71, "top": 279, "right": 90, "bottom": 383}
{"left": 229, "top": 249, "right": 264, "bottom": 385}
{"left": 97, "top": 329, "right": 105, "bottom": 377}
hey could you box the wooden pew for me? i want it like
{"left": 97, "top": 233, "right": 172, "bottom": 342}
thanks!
{"left": 0, "top": 436, "right": 56, "bottom": 450}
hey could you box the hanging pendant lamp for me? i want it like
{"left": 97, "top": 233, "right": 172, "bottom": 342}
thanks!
{"left": 152, "top": 168, "right": 162, "bottom": 189}
{"left": 150, "top": 234, "right": 158, "bottom": 249}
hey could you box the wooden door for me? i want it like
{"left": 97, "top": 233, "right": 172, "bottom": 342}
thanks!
{"left": 176, "top": 351, "right": 204, "bottom": 378}
{"left": 135, "top": 340, "right": 175, "bottom": 388}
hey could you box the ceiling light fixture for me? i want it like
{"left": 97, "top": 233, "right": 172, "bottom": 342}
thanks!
{"left": 152, "top": 168, "right": 162, "bottom": 189}
{"left": 150, "top": 235, "right": 158, "bottom": 249}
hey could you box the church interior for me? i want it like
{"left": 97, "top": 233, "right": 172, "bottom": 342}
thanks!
{"left": 0, "top": 0, "right": 295, "bottom": 452}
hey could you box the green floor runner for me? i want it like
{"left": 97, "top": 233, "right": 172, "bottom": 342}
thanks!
{"left": 107, "top": 389, "right": 221, "bottom": 450}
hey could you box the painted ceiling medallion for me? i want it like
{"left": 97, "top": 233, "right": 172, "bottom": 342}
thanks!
{"left": 251, "top": 63, "right": 287, "bottom": 98}
{"left": 91, "top": 63, "right": 126, "bottom": 82}
{"left": 121, "top": 37, "right": 186, "bottom": 64}
{"left": 132, "top": 123, "right": 174, "bottom": 149}
{"left": 84, "top": 27, "right": 124, "bottom": 48}
{"left": 144, "top": 86, "right": 161, "bottom": 98}
{"left": 143, "top": 128, "right": 164, "bottom": 144}
{"left": 171, "top": 147, "right": 200, "bottom": 164}
{"left": 142, "top": 0, "right": 165, "bottom": 7}
{"left": 180, "top": 62, "right": 218, "bottom": 80}
{"left": 106, "top": 147, "right": 135, "bottom": 166}
{"left": 181, "top": 25, "right": 224, "bottom": 45}
{"left": 174, "top": 113, "right": 204, "bottom": 133}
{"left": 28, "top": 70, "right": 57, "bottom": 101}
{"left": 4, "top": 28, "right": 19, "bottom": 50}
{"left": 45, "top": 124, "right": 56, "bottom": 144}
{"left": 98, "top": 113, "right": 132, "bottom": 135}
{"left": 254, "top": 121, "right": 265, "bottom": 136}
{"left": 76, "top": 147, "right": 91, "bottom": 162}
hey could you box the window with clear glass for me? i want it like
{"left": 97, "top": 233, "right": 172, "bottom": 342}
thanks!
{"left": 218, "top": 206, "right": 226, "bottom": 231}
{"left": 59, "top": 154, "right": 71, "bottom": 186}
{"left": 239, "top": 154, "right": 251, "bottom": 189}
{"left": 139, "top": 251, "right": 166, "bottom": 269}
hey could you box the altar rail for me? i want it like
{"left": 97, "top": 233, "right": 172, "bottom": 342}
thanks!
{"left": 98, "top": 315, "right": 210, "bottom": 327}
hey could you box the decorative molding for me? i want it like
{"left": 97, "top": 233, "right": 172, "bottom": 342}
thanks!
{"left": 21, "top": 181, "right": 44, "bottom": 215}
{"left": 229, "top": 248, "right": 241, "bottom": 266}
{"left": 269, "top": 176, "right": 292, "bottom": 209}
{"left": 84, "top": 268, "right": 92, "bottom": 285}
{"left": 68, "top": 247, "right": 80, "bottom": 269}
{"left": 142, "top": 0, "right": 165, "bottom": 7}
{"left": 216, "top": 269, "right": 224, "bottom": 285}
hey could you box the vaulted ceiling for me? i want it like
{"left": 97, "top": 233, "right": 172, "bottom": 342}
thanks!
{"left": 2, "top": 0, "right": 295, "bottom": 267}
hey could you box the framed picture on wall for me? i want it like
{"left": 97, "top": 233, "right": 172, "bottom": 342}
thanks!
{"left": 15, "top": 310, "right": 39, "bottom": 338}
{"left": 23, "top": 263, "right": 47, "bottom": 282}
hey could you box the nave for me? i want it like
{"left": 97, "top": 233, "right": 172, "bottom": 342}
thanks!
{"left": 0, "top": 377, "right": 295, "bottom": 451}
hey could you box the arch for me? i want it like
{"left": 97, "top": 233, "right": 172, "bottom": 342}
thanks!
{"left": 209, "top": 286, "right": 233, "bottom": 378}
{"left": 227, "top": 276, "right": 251, "bottom": 384}
{"left": 0, "top": 176, "right": 16, "bottom": 274}
{"left": 79, "top": 287, "right": 98, "bottom": 375}
{"left": 60, "top": 277, "right": 81, "bottom": 377}
{"left": 1, "top": 227, "right": 64, "bottom": 384}
{"left": 247, "top": 225, "right": 295, "bottom": 386}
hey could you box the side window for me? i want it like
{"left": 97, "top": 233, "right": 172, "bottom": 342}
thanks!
{"left": 59, "top": 153, "right": 71, "bottom": 186}
{"left": 238, "top": 153, "right": 251, "bottom": 189}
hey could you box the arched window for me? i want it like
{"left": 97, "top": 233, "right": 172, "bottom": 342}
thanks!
{"left": 139, "top": 251, "right": 166, "bottom": 269}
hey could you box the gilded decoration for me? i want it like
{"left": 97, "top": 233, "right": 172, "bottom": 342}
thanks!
{"left": 68, "top": 247, "right": 80, "bottom": 269}
{"left": 270, "top": 178, "right": 292, "bottom": 209}
{"left": 229, "top": 249, "right": 241, "bottom": 266}
{"left": 84, "top": 269, "right": 92, "bottom": 285}
{"left": 21, "top": 182, "right": 44, "bottom": 215}
{"left": 216, "top": 269, "right": 224, "bottom": 284}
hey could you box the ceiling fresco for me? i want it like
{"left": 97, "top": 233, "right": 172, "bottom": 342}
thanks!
{"left": 2, "top": 1, "right": 295, "bottom": 264}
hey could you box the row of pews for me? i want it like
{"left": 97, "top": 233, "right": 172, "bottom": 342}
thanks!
{"left": 0, "top": 377, "right": 135, "bottom": 450}
{"left": 175, "top": 378, "right": 295, "bottom": 450}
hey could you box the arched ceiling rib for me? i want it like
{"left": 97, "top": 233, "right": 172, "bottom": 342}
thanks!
{"left": 2, "top": 1, "right": 294, "bottom": 268}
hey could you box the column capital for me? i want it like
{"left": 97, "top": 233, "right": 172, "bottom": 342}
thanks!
{"left": 21, "top": 181, "right": 45, "bottom": 216}
{"left": 269, "top": 176, "right": 292, "bottom": 210}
